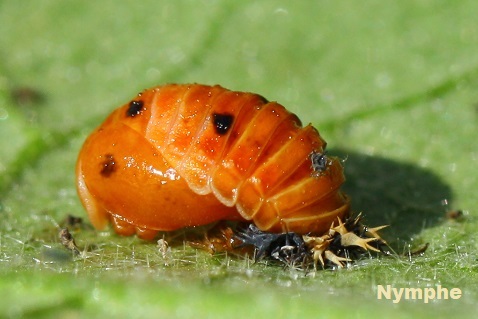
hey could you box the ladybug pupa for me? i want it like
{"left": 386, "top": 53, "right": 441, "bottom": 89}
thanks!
{"left": 76, "top": 84, "right": 384, "bottom": 266}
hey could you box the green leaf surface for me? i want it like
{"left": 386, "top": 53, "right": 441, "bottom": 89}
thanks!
{"left": 1, "top": 1, "right": 477, "bottom": 318}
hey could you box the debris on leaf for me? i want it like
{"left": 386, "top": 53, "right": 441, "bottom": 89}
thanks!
{"left": 157, "top": 238, "right": 173, "bottom": 265}
{"left": 59, "top": 228, "right": 81, "bottom": 256}
{"left": 445, "top": 209, "right": 464, "bottom": 221}
{"left": 404, "top": 243, "right": 429, "bottom": 258}
{"left": 60, "top": 214, "right": 86, "bottom": 229}
{"left": 187, "top": 222, "right": 242, "bottom": 254}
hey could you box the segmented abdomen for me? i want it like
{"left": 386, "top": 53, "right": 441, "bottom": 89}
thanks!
{"left": 122, "top": 84, "right": 349, "bottom": 234}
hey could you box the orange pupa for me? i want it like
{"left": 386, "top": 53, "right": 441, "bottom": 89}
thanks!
{"left": 76, "top": 84, "right": 350, "bottom": 241}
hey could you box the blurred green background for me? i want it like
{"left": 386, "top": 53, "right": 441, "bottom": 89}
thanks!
{"left": 1, "top": 1, "right": 477, "bottom": 318}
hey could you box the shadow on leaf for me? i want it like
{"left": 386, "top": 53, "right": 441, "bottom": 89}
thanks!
{"left": 332, "top": 148, "right": 451, "bottom": 247}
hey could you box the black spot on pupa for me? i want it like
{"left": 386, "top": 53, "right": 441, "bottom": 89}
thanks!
{"left": 100, "top": 154, "right": 116, "bottom": 177}
{"left": 127, "top": 100, "right": 144, "bottom": 117}
{"left": 213, "top": 113, "right": 234, "bottom": 135}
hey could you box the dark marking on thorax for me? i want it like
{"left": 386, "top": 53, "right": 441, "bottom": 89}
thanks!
{"left": 127, "top": 100, "right": 144, "bottom": 117}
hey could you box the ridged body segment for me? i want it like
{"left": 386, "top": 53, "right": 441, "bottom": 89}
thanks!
{"left": 76, "top": 84, "right": 350, "bottom": 238}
